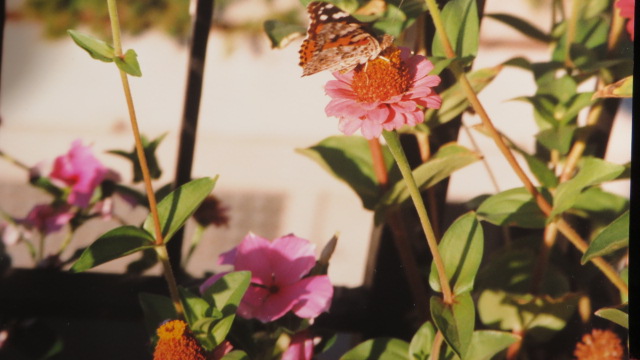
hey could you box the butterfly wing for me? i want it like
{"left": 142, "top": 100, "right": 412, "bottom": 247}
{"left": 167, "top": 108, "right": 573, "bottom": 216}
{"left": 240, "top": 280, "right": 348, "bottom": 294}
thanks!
{"left": 299, "top": 2, "right": 387, "bottom": 76}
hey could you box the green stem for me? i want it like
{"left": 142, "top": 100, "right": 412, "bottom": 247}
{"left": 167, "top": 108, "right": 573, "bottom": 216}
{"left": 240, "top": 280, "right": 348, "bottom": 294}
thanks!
{"left": 106, "top": 0, "right": 183, "bottom": 318}
{"left": 56, "top": 230, "right": 74, "bottom": 256}
{"left": 0, "top": 150, "right": 30, "bottom": 171}
{"left": 382, "top": 131, "right": 452, "bottom": 304}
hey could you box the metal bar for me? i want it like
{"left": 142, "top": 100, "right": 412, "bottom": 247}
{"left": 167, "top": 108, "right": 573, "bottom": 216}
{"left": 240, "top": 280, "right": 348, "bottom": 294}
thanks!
{"left": 169, "top": 0, "right": 215, "bottom": 274}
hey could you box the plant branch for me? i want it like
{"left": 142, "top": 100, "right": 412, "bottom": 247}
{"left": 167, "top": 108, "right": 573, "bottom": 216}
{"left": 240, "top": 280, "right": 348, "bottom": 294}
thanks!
{"left": 422, "top": 0, "right": 628, "bottom": 297}
{"left": 382, "top": 130, "right": 452, "bottom": 304}
{"left": 106, "top": 0, "right": 183, "bottom": 317}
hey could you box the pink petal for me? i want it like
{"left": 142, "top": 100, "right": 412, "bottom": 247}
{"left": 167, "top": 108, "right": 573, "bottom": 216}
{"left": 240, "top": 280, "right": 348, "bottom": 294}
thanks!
{"left": 360, "top": 118, "right": 384, "bottom": 139}
{"left": 326, "top": 98, "right": 367, "bottom": 119}
{"left": 282, "top": 331, "right": 314, "bottom": 360}
{"left": 238, "top": 284, "right": 276, "bottom": 321}
{"left": 325, "top": 80, "right": 357, "bottom": 99}
{"left": 232, "top": 233, "right": 274, "bottom": 283}
{"left": 338, "top": 117, "right": 363, "bottom": 136}
{"left": 289, "top": 275, "right": 334, "bottom": 318}
{"left": 413, "top": 74, "right": 441, "bottom": 89}
{"left": 270, "top": 234, "right": 317, "bottom": 285}
{"left": 218, "top": 247, "right": 238, "bottom": 265}
{"left": 366, "top": 106, "right": 391, "bottom": 124}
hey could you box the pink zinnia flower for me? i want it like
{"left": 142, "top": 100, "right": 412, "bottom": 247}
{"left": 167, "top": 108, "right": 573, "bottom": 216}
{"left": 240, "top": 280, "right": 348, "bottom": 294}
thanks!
{"left": 616, "top": 0, "right": 635, "bottom": 40}
{"left": 282, "top": 330, "right": 315, "bottom": 360}
{"left": 22, "top": 204, "right": 74, "bottom": 236}
{"left": 200, "top": 233, "right": 334, "bottom": 323}
{"left": 50, "top": 140, "right": 108, "bottom": 208}
{"left": 324, "top": 46, "right": 441, "bottom": 139}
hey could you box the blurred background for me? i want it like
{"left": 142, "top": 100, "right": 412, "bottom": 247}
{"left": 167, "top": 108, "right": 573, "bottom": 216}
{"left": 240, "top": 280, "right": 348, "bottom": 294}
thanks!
{"left": 0, "top": 0, "right": 631, "bottom": 287}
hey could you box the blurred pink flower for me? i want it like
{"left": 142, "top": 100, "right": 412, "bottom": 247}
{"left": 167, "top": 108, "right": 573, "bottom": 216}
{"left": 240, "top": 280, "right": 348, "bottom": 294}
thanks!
{"left": 1, "top": 221, "right": 21, "bottom": 246}
{"left": 22, "top": 204, "right": 74, "bottom": 236}
{"left": 324, "top": 46, "right": 441, "bottom": 139}
{"left": 617, "top": 0, "right": 635, "bottom": 40}
{"left": 282, "top": 330, "right": 315, "bottom": 360}
{"left": 50, "top": 140, "right": 108, "bottom": 208}
{"left": 201, "top": 233, "right": 333, "bottom": 323}
{"left": 210, "top": 340, "right": 234, "bottom": 360}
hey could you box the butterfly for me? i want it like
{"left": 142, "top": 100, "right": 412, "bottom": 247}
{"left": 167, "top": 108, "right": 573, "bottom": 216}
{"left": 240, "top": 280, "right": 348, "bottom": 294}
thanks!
{"left": 299, "top": 1, "right": 394, "bottom": 77}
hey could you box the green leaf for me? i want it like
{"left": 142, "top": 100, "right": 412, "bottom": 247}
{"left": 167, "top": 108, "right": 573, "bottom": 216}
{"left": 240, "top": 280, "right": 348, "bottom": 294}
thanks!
{"left": 595, "top": 303, "right": 628, "bottom": 329}
{"left": 581, "top": 211, "right": 629, "bottom": 264}
{"left": 377, "top": 144, "right": 480, "bottom": 219}
{"left": 477, "top": 187, "right": 550, "bottom": 229}
{"left": 477, "top": 290, "right": 579, "bottom": 342}
{"left": 372, "top": 0, "right": 428, "bottom": 37}
{"left": 114, "top": 49, "right": 142, "bottom": 77}
{"left": 476, "top": 248, "right": 570, "bottom": 296}
{"left": 423, "top": 65, "right": 502, "bottom": 130}
{"left": 143, "top": 176, "right": 218, "bottom": 243}
{"left": 464, "top": 330, "right": 520, "bottom": 360}
{"left": 558, "top": 93, "right": 594, "bottom": 125}
{"left": 71, "top": 225, "right": 155, "bottom": 272}
{"left": 429, "top": 212, "right": 483, "bottom": 295}
{"left": 593, "top": 76, "right": 633, "bottom": 99}
{"left": 486, "top": 13, "right": 552, "bottom": 43}
{"left": 180, "top": 287, "right": 211, "bottom": 328}
{"left": 432, "top": 0, "right": 479, "bottom": 58}
{"left": 522, "top": 153, "right": 558, "bottom": 188}
{"left": 572, "top": 187, "right": 629, "bottom": 219}
{"left": 221, "top": 350, "right": 250, "bottom": 360}
{"left": 202, "top": 271, "right": 251, "bottom": 346}
{"left": 551, "top": 157, "right": 625, "bottom": 217}
{"left": 430, "top": 293, "right": 475, "bottom": 359}
{"left": 139, "top": 292, "right": 177, "bottom": 342}
{"left": 108, "top": 133, "right": 166, "bottom": 183}
{"left": 409, "top": 321, "right": 435, "bottom": 360}
{"left": 535, "top": 125, "right": 576, "bottom": 154}
{"left": 340, "top": 338, "right": 410, "bottom": 360}
{"left": 297, "top": 136, "right": 394, "bottom": 210}
{"left": 263, "top": 20, "right": 306, "bottom": 49}
{"left": 67, "top": 30, "right": 115, "bottom": 62}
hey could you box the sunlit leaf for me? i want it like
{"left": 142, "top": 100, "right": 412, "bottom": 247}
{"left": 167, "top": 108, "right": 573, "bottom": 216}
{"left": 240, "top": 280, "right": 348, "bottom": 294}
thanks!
{"left": 114, "top": 49, "right": 142, "bottom": 77}
{"left": 142, "top": 176, "right": 218, "bottom": 243}
{"left": 264, "top": 20, "right": 306, "bottom": 49}
{"left": 297, "top": 136, "right": 395, "bottom": 210}
{"left": 551, "top": 157, "right": 625, "bottom": 217}
{"left": 429, "top": 212, "right": 483, "bottom": 295}
{"left": 68, "top": 30, "right": 115, "bottom": 62}
{"left": 431, "top": 293, "right": 475, "bottom": 358}
{"left": 486, "top": 13, "right": 552, "bottom": 43}
{"left": 71, "top": 226, "right": 155, "bottom": 272}
{"left": 409, "top": 321, "right": 435, "bottom": 360}
{"left": 477, "top": 187, "right": 550, "bottom": 229}
{"left": 464, "top": 330, "right": 521, "bottom": 360}
{"left": 340, "top": 338, "right": 410, "bottom": 360}
{"left": 581, "top": 211, "right": 629, "bottom": 264}
{"left": 593, "top": 76, "right": 633, "bottom": 99}
{"left": 432, "top": 0, "right": 479, "bottom": 58}
{"left": 595, "top": 303, "right": 628, "bottom": 329}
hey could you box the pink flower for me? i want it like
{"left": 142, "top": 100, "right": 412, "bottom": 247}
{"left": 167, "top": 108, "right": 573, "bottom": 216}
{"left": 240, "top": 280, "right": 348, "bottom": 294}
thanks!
{"left": 1, "top": 221, "right": 21, "bottom": 246}
{"left": 324, "top": 46, "right": 441, "bottom": 139}
{"left": 282, "top": 330, "right": 315, "bottom": 360}
{"left": 22, "top": 204, "right": 74, "bottom": 236}
{"left": 210, "top": 340, "right": 234, "bottom": 360}
{"left": 50, "top": 140, "right": 108, "bottom": 208}
{"left": 617, "top": 0, "right": 635, "bottom": 40}
{"left": 201, "top": 233, "right": 334, "bottom": 323}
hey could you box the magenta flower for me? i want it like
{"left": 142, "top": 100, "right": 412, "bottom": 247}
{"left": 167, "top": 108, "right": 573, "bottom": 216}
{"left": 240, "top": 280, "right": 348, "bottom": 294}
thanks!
{"left": 617, "top": 0, "right": 635, "bottom": 40}
{"left": 50, "top": 140, "right": 108, "bottom": 208}
{"left": 282, "top": 330, "right": 315, "bottom": 360}
{"left": 201, "top": 233, "right": 334, "bottom": 323}
{"left": 324, "top": 46, "right": 441, "bottom": 139}
{"left": 22, "top": 204, "right": 74, "bottom": 236}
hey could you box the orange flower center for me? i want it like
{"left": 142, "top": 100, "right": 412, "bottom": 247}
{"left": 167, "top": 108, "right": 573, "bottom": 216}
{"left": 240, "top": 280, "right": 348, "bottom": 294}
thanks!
{"left": 351, "top": 46, "right": 411, "bottom": 103}
{"left": 154, "top": 320, "right": 206, "bottom": 360}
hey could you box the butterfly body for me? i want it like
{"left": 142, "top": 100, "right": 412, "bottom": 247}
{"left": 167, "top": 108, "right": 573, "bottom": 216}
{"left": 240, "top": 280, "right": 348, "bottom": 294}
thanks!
{"left": 299, "top": 1, "right": 394, "bottom": 77}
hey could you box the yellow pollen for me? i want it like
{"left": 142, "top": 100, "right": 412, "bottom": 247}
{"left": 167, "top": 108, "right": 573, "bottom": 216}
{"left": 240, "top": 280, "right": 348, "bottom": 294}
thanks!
{"left": 351, "top": 46, "right": 411, "bottom": 103}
